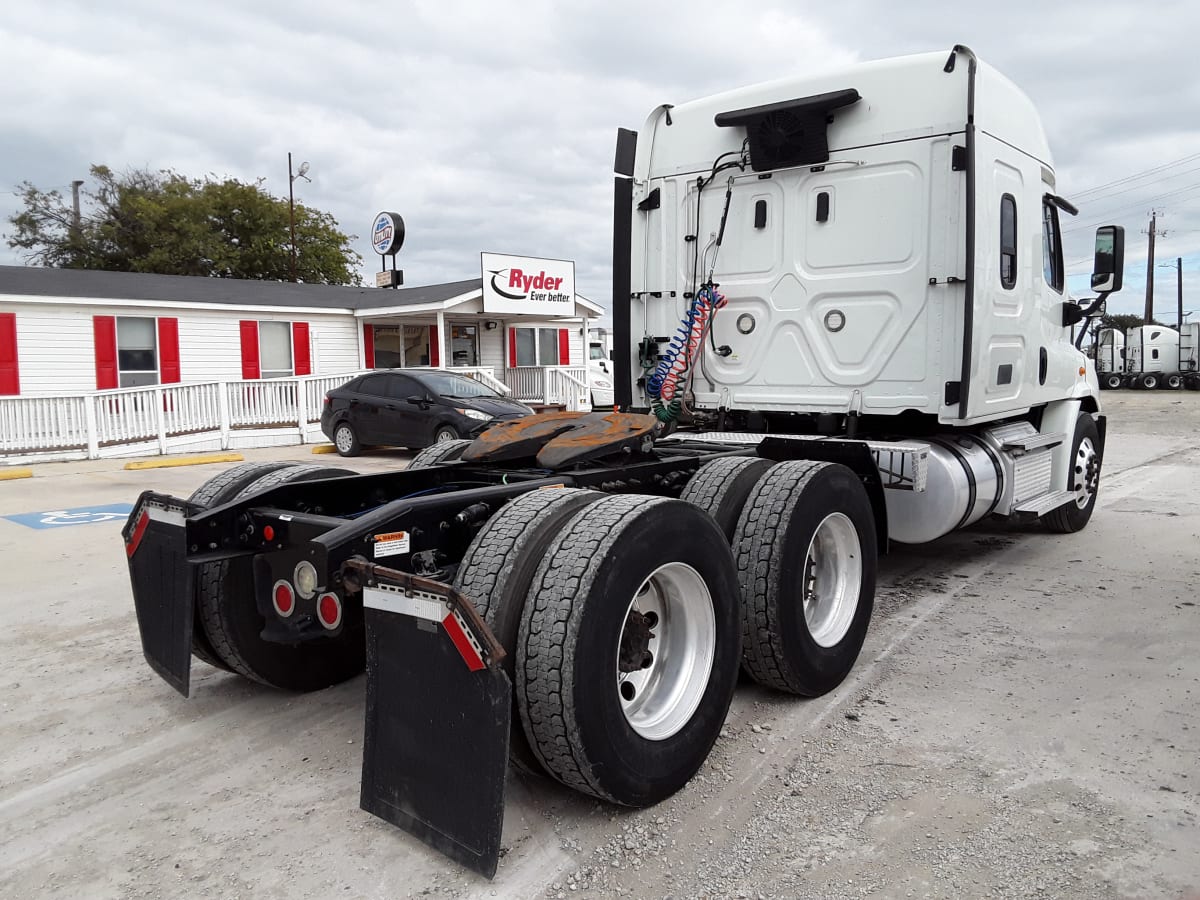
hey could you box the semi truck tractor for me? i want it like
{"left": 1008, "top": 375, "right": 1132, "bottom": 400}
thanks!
{"left": 1095, "top": 327, "right": 1125, "bottom": 389}
{"left": 123, "top": 45, "right": 1123, "bottom": 878}
{"left": 1125, "top": 324, "right": 1181, "bottom": 389}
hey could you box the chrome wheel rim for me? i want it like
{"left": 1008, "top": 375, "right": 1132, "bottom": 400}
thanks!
{"left": 1073, "top": 435, "right": 1100, "bottom": 509}
{"left": 435, "top": 430, "right": 454, "bottom": 443}
{"left": 616, "top": 562, "right": 715, "bottom": 741}
{"left": 803, "top": 513, "right": 862, "bottom": 648}
{"left": 334, "top": 426, "right": 354, "bottom": 453}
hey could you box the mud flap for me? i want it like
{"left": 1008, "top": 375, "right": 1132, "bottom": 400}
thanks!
{"left": 349, "top": 561, "right": 510, "bottom": 879}
{"left": 122, "top": 492, "right": 194, "bottom": 697}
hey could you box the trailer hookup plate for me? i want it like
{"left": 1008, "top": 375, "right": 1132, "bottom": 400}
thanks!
{"left": 348, "top": 560, "right": 511, "bottom": 879}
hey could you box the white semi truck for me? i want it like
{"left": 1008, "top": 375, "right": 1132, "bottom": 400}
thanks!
{"left": 123, "top": 46, "right": 1123, "bottom": 877}
{"left": 1095, "top": 327, "right": 1125, "bottom": 390}
{"left": 1125, "top": 324, "right": 1182, "bottom": 389}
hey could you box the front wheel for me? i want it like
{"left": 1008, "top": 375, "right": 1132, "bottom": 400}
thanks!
{"left": 516, "top": 495, "right": 741, "bottom": 806}
{"left": 1103, "top": 373, "right": 1124, "bottom": 390}
{"left": 1042, "top": 414, "right": 1102, "bottom": 534}
{"left": 432, "top": 424, "right": 460, "bottom": 444}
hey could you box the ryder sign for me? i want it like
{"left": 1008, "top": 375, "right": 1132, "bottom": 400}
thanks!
{"left": 481, "top": 252, "right": 575, "bottom": 316}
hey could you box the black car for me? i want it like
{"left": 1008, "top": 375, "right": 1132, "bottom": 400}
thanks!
{"left": 320, "top": 369, "right": 533, "bottom": 456}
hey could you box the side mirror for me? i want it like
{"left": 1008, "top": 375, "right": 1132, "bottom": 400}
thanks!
{"left": 406, "top": 395, "right": 427, "bottom": 406}
{"left": 1091, "top": 225, "right": 1124, "bottom": 292}
{"left": 1062, "top": 303, "right": 1085, "bottom": 327}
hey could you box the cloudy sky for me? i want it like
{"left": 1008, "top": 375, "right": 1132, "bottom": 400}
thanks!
{"left": 2, "top": 0, "right": 1196, "bottom": 321}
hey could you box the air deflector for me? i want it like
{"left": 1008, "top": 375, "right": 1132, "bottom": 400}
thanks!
{"left": 715, "top": 89, "right": 860, "bottom": 172}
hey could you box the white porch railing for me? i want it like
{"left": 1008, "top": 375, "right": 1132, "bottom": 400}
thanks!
{"left": 0, "top": 365, "right": 531, "bottom": 463}
{"left": 503, "top": 366, "right": 590, "bottom": 411}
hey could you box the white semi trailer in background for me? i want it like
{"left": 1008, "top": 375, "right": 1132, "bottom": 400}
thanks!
{"left": 123, "top": 46, "right": 1126, "bottom": 877}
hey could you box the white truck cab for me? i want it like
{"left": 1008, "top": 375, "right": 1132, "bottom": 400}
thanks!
{"left": 612, "top": 45, "right": 1124, "bottom": 540}
{"left": 1126, "top": 325, "right": 1181, "bottom": 390}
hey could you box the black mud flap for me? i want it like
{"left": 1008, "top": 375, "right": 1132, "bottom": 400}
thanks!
{"left": 347, "top": 560, "right": 510, "bottom": 879}
{"left": 122, "top": 492, "right": 195, "bottom": 697}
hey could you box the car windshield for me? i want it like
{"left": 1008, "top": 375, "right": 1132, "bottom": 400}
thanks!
{"left": 417, "top": 371, "right": 501, "bottom": 400}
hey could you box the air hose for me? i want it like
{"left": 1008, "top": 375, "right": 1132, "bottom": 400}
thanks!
{"left": 645, "top": 284, "right": 727, "bottom": 422}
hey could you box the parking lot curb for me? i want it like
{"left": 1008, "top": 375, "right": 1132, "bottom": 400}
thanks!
{"left": 0, "top": 467, "right": 33, "bottom": 480}
{"left": 311, "top": 445, "right": 337, "bottom": 454}
{"left": 123, "top": 453, "right": 245, "bottom": 471}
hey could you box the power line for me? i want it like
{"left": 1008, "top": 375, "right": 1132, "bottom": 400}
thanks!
{"left": 1071, "top": 152, "right": 1200, "bottom": 199}
{"left": 1071, "top": 163, "right": 1200, "bottom": 206}
{"left": 1063, "top": 180, "right": 1200, "bottom": 233}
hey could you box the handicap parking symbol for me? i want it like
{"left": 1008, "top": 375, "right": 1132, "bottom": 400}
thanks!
{"left": 3, "top": 503, "right": 135, "bottom": 530}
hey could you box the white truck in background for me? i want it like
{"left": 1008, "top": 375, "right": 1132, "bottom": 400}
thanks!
{"left": 1125, "top": 325, "right": 1182, "bottom": 390}
{"left": 1095, "top": 327, "right": 1125, "bottom": 389}
{"left": 587, "top": 326, "right": 615, "bottom": 408}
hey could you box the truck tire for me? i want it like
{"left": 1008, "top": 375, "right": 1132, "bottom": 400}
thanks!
{"left": 196, "top": 464, "right": 364, "bottom": 690}
{"left": 1103, "top": 373, "right": 1124, "bottom": 390}
{"left": 1164, "top": 373, "right": 1183, "bottom": 390}
{"left": 1042, "top": 413, "right": 1102, "bottom": 534}
{"left": 1186, "top": 375, "right": 1200, "bottom": 391}
{"left": 733, "top": 460, "right": 877, "bottom": 697}
{"left": 678, "top": 456, "right": 776, "bottom": 542}
{"left": 1140, "top": 373, "right": 1159, "bottom": 390}
{"left": 333, "top": 421, "right": 361, "bottom": 457}
{"left": 516, "top": 495, "right": 741, "bottom": 806}
{"left": 186, "top": 462, "right": 295, "bottom": 671}
{"left": 453, "top": 488, "right": 605, "bottom": 772}
{"left": 407, "top": 439, "right": 472, "bottom": 469}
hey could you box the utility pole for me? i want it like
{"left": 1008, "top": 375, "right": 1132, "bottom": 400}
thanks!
{"left": 70, "top": 179, "right": 84, "bottom": 239}
{"left": 1143, "top": 210, "right": 1164, "bottom": 323}
{"left": 1177, "top": 256, "right": 1184, "bottom": 331}
{"left": 288, "top": 153, "right": 297, "bottom": 284}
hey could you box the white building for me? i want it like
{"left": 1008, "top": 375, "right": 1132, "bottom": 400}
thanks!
{"left": 0, "top": 265, "right": 603, "bottom": 460}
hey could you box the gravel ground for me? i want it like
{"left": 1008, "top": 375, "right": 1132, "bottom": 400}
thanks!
{"left": 1, "top": 391, "right": 1197, "bottom": 899}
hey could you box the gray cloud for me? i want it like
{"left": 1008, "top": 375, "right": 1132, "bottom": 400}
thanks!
{"left": 2, "top": 1, "right": 1194, "bottom": 319}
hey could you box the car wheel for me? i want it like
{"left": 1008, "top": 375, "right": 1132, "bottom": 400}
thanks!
{"left": 333, "top": 421, "right": 360, "bottom": 457}
{"left": 433, "top": 424, "right": 460, "bottom": 443}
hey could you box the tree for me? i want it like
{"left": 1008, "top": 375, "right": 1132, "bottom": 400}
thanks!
{"left": 1099, "top": 313, "right": 1165, "bottom": 333}
{"left": 5, "top": 165, "right": 362, "bottom": 285}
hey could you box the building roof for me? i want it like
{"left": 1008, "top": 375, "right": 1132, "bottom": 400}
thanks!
{"left": 0, "top": 265, "right": 479, "bottom": 312}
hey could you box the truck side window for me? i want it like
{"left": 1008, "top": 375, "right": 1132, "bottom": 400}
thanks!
{"left": 1153, "top": 349, "right": 1160, "bottom": 360}
{"left": 1000, "top": 195, "right": 1017, "bottom": 289}
{"left": 1041, "top": 200, "right": 1064, "bottom": 293}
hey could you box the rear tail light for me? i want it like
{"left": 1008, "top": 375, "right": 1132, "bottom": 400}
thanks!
{"left": 317, "top": 592, "right": 343, "bottom": 630}
{"left": 323, "top": 395, "right": 332, "bottom": 408}
{"left": 272, "top": 580, "right": 296, "bottom": 618}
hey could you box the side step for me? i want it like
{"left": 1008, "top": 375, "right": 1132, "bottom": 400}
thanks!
{"left": 1001, "top": 432, "right": 1063, "bottom": 453}
{"left": 1013, "top": 489, "right": 1074, "bottom": 516}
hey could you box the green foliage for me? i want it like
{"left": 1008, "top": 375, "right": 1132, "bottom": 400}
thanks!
{"left": 5, "top": 165, "right": 362, "bottom": 285}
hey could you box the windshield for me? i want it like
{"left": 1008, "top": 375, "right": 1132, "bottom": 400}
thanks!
{"left": 589, "top": 344, "right": 606, "bottom": 360}
{"left": 417, "top": 371, "right": 502, "bottom": 400}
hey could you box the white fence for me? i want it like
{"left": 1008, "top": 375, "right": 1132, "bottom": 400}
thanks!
{"left": 503, "top": 366, "right": 590, "bottom": 410}
{"left": 0, "top": 366, "right": 538, "bottom": 463}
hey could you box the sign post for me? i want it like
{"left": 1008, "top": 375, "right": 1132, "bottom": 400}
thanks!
{"left": 372, "top": 211, "right": 406, "bottom": 289}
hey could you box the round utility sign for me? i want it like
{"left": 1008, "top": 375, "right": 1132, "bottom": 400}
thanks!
{"left": 372, "top": 212, "right": 405, "bottom": 256}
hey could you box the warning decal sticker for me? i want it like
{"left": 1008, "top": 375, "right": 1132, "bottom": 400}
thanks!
{"left": 373, "top": 531, "right": 411, "bottom": 558}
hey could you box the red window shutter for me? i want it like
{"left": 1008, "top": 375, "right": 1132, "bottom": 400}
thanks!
{"left": 0, "top": 313, "right": 19, "bottom": 395}
{"left": 558, "top": 328, "right": 570, "bottom": 365}
{"left": 363, "top": 323, "right": 375, "bottom": 369}
{"left": 429, "top": 324, "right": 440, "bottom": 367}
{"left": 158, "top": 317, "right": 181, "bottom": 383}
{"left": 239, "top": 320, "right": 260, "bottom": 380}
{"left": 93, "top": 315, "right": 118, "bottom": 389}
{"left": 292, "top": 322, "right": 311, "bottom": 375}
{"left": 508, "top": 328, "right": 517, "bottom": 368}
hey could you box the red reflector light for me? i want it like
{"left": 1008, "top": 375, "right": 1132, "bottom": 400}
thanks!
{"left": 263, "top": 525, "right": 275, "bottom": 542}
{"left": 272, "top": 581, "right": 295, "bottom": 618}
{"left": 317, "top": 592, "right": 342, "bottom": 630}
